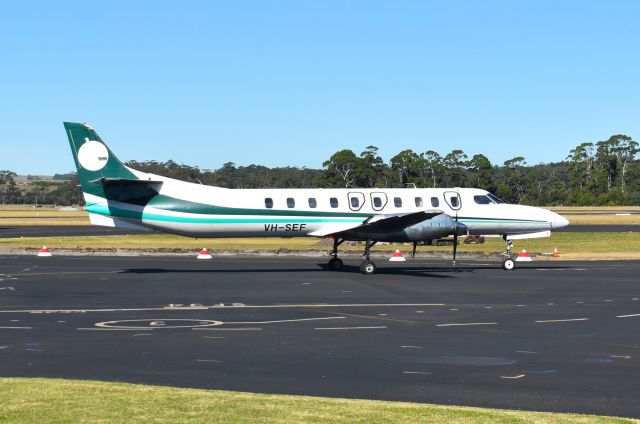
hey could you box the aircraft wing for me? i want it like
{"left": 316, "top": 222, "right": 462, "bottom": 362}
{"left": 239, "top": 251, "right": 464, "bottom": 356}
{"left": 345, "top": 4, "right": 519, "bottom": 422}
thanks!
{"left": 308, "top": 209, "right": 444, "bottom": 237}
{"left": 354, "top": 209, "right": 445, "bottom": 232}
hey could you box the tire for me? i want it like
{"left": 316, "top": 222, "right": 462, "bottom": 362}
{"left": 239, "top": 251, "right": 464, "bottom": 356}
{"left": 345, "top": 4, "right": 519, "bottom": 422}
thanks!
{"left": 502, "top": 258, "right": 515, "bottom": 271}
{"left": 328, "top": 258, "right": 343, "bottom": 271}
{"left": 360, "top": 260, "right": 376, "bottom": 275}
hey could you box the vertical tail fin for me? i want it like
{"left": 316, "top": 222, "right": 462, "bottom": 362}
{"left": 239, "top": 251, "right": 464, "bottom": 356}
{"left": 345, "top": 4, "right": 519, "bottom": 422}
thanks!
{"left": 64, "top": 122, "right": 138, "bottom": 199}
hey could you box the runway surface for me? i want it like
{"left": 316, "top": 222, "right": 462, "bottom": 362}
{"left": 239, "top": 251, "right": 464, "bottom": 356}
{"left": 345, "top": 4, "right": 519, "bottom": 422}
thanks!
{"left": 1, "top": 224, "right": 638, "bottom": 238}
{"left": 0, "top": 255, "right": 639, "bottom": 418}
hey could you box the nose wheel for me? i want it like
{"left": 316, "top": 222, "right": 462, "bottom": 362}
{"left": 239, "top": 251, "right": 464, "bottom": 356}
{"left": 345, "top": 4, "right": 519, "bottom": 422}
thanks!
{"left": 501, "top": 237, "right": 516, "bottom": 271}
{"left": 502, "top": 258, "right": 515, "bottom": 270}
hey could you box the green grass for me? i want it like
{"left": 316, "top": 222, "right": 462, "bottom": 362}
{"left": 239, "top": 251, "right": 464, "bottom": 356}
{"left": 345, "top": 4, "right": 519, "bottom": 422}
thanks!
{"left": 0, "top": 378, "right": 634, "bottom": 423}
{"left": 1, "top": 232, "right": 639, "bottom": 259}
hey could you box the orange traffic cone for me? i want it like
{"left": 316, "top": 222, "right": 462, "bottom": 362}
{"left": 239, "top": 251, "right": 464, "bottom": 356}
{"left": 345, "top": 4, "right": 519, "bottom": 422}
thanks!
{"left": 37, "top": 246, "right": 52, "bottom": 257}
{"left": 197, "top": 248, "right": 212, "bottom": 259}
{"left": 515, "top": 249, "right": 532, "bottom": 262}
{"left": 389, "top": 249, "right": 406, "bottom": 262}
{"left": 552, "top": 247, "right": 559, "bottom": 257}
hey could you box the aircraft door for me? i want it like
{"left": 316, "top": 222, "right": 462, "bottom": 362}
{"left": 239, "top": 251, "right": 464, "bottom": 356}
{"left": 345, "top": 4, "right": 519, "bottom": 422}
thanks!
{"left": 444, "top": 191, "right": 462, "bottom": 214}
{"left": 369, "top": 192, "right": 387, "bottom": 211}
{"left": 348, "top": 192, "right": 366, "bottom": 211}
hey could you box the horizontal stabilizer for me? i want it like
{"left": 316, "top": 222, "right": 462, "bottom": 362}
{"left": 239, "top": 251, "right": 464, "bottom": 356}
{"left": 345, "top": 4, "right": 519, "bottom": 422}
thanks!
{"left": 88, "top": 213, "right": 152, "bottom": 231}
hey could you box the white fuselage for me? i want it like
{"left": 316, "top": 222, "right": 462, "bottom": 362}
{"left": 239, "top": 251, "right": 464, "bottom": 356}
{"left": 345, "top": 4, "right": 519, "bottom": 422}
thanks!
{"left": 85, "top": 167, "right": 569, "bottom": 240}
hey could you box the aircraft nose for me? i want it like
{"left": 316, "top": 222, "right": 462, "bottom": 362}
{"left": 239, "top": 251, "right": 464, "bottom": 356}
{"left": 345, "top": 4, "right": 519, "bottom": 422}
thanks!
{"left": 550, "top": 211, "right": 569, "bottom": 229}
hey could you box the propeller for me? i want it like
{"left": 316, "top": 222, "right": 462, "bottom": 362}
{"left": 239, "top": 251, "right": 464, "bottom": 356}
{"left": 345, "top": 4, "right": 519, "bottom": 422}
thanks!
{"left": 412, "top": 242, "right": 417, "bottom": 259}
{"left": 453, "top": 232, "right": 458, "bottom": 267}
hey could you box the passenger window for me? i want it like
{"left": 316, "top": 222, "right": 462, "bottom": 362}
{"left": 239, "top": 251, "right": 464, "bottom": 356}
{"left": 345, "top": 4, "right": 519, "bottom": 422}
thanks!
{"left": 450, "top": 196, "right": 459, "bottom": 208}
{"left": 415, "top": 197, "right": 423, "bottom": 207}
{"left": 265, "top": 198, "right": 273, "bottom": 209}
{"left": 373, "top": 197, "right": 382, "bottom": 208}
{"left": 394, "top": 197, "right": 402, "bottom": 207}
{"left": 287, "top": 198, "right": 295, "bottom": 208}
{"left": 308, "top": 198, "right": 317, "bottom": 208}
{"left": 351, "top": 197, "right": 360, "bottom": 208}
{"left": 330, "top": 197, "right": 339, "bottom": 208}
{"left": 431, "top": 197, "right": 439, "bottom": 207}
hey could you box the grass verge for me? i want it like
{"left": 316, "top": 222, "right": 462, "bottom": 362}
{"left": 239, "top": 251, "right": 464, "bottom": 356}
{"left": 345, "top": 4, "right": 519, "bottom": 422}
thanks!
{"left": 0, "top": 378, "right": 634, "bottom": 423}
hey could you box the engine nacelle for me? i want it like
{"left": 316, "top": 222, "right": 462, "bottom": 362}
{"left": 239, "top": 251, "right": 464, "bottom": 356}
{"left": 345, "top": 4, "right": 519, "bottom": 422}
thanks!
{"left": 403, "top": 214, "right": 461, "bottom": 242}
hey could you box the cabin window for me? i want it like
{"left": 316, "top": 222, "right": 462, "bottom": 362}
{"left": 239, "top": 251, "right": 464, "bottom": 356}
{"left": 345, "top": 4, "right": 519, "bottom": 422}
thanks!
{"left": 308, "top": 198, "right": 317, "bottom": 208}
{"left": 350, "top": 197, "right": 360, "bottom": 208}
{"left": 373, "top": 197, "right": 382, "bottom": 208}
{"left": 415, "top": 197, "right": 423, "bottom": 207}
{"left": 394, "top": 197, "right": 402, "bottom": 207}
{"left": 450, "top": 196, "right": 459, "bottom": 208}
{"left": 330, "top": 197, "right": 339, "bottom": 208}
{"left": 474, "top": 195, "right": 492, "bottom": 205}
{"left": 265, "top": 198, "right": 273, "bottom": 209}
{"left": 431, "top": 197, "right": 439, "bottom": 207}
{"left": 287, "top": 198, "right": 295, "bottom": 208}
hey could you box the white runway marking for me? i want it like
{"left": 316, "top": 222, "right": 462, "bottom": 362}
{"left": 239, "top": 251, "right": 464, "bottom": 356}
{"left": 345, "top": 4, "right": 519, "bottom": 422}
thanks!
{"left": 193, "top": 327, "right": 262, "bottom": 331}
{"left": 534, "top": 318, "right": 589, "bottom": 323}
{"left": 315, "top": 326, "right": 387, "bottom": 331}
{"left": 0, "top": 303, "right": 444, "bottom": 314}
{"left": 225, "top": 317, "right": 345, "bottom": 325}
{"left": 403, "top": 371, "right": 433, "bottom": 375}
{"left": 436, "top": 322, "right": 498, "bottom": 327}
{"left": 0, "top": 326, "right": 32, "bottom": 330}
{"left": 616, "top": 313, "right": 640, "bottom": 318}
{"left": 400, "top": 345, "right": 423, "bottom": 349}
{"left": 196, "top": 359, "right": 222, "bottom": 363}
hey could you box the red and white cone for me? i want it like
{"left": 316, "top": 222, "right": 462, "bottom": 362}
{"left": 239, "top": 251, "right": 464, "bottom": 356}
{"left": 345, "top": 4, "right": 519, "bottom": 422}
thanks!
{"left": 37, "top": 246, "right": 52, "bottom": 257}
{"left": 389, "top": 249, "right": 406, "bottom": 262}
{"left": 197, "top": 248, "right": 212, "bottom": 259}
{"left": 552, "top": 247, "right": 560, "bottom": 257}
{"left": 515, "top": 249, "right": 532, "bottom": 262}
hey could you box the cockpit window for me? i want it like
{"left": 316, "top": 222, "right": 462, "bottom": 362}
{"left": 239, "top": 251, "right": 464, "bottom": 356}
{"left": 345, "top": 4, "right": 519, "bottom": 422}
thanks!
{"left": 487, "top": 193, "right": 504, "bottom": 204}
{"left": 474, "top": 195, "right": 493, "bottom": 205}
{"left": 474, "top": 194, "right": 504, "bottom": 205}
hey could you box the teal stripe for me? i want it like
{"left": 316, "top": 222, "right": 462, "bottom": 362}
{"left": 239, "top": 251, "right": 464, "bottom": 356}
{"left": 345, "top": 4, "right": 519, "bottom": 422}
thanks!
{"left": 87, "top": 203, "right": 363, "bottom": 225}
{"left": 459, "top": 219, "right": 548, "bottom": 224}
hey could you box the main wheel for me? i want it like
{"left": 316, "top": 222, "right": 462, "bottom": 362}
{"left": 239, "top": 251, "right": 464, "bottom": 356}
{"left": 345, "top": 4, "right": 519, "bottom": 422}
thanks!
{"left": 328, "top": 257, "right": 343, "bottom": 271}
{"left": 360, "top": 260, "right": 376, "bottom": 275}
{"left": 502, "top": 258, "right": 515, "bottom": 271}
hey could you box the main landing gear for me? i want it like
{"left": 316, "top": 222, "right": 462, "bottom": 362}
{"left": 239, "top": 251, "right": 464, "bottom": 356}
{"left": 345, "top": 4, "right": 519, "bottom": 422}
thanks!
{"left": 327, "top": 238, "right": 379, "bottom": 274}
{"left": 359, "top": 239, "right": 377, "bottom": 275}
{"left": 328, "top": 238, "right": 344, "bottom": 271}
{"left": 501, "top": 236, "right": 515, "bottom": 271}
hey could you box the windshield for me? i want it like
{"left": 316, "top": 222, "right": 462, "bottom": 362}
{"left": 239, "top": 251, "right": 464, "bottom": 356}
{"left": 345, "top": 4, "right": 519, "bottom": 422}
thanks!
{"left": 487, "top": 193, "right": 504, "bottom": 204}
{"left": 474, "top": 193, "right": 504, "bottom": 204}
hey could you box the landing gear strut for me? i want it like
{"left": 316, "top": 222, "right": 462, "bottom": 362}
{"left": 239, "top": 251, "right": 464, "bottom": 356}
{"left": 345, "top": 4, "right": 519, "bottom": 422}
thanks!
{"left": 328, "top": 238, "right": 344, "bottom": 271}
{"left": 501, "top": 236, "right": 515, "bottom": 271}
{"left": 360, "top": 239, "right": 377, "bottom": 275}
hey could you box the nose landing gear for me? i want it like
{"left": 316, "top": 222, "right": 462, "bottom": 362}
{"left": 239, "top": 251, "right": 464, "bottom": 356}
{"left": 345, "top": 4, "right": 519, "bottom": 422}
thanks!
{"left": 502, "top": 237, "right": 516, "bottom": 270}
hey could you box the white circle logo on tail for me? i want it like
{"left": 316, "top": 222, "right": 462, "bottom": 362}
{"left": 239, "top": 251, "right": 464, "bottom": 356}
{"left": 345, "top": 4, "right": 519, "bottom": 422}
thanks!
{"left": 78, "top": 140, "right": 109, "bottom": 171}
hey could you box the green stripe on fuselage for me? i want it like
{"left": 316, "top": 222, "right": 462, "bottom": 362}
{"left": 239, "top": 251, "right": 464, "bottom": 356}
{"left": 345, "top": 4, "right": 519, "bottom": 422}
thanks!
{"left": 86, "top": 202, "right": 365, "bottom": 225}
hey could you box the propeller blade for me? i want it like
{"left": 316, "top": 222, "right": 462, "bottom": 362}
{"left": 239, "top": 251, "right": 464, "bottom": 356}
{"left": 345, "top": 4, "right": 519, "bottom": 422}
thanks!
{"left": 412, "top": 242, "right": 417, "bottom": 259}
{"left": 453, "top": 233, "right": 458, "bottom": 266}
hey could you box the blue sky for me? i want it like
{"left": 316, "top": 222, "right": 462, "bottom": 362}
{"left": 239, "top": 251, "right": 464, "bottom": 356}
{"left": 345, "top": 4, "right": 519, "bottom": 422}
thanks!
{"left": 1, "top": 1, "right": 639, "bottom": 175}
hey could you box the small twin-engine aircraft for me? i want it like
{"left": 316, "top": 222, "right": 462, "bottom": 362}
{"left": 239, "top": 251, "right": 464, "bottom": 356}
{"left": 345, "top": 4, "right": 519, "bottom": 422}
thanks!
{"left": 65, "top": 122, "right": 569, "bottom": 274}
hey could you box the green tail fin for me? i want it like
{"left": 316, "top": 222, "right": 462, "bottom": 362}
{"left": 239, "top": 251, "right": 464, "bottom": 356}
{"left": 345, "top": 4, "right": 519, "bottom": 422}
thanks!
{"left": 64, "top": 122, "right": 137, "bottom": 198}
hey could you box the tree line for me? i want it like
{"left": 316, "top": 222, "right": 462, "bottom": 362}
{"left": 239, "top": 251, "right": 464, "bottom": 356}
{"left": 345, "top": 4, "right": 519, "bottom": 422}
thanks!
{"left": 1, "top": 133, "right": 638, "bottom": 206}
